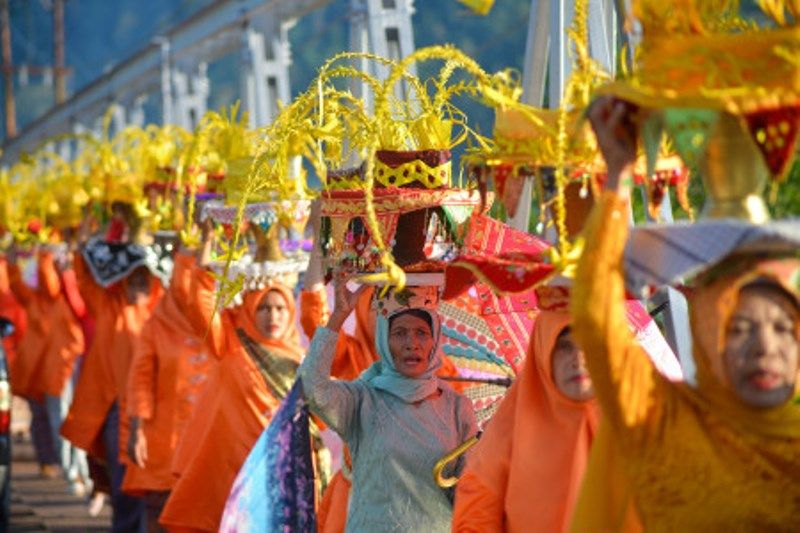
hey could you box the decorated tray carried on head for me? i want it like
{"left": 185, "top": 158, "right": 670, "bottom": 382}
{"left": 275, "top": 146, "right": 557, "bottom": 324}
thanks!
{"left": 179, "top": 104, "right": 313, "bottom": 304}
{"left": 76, "top": 114, "right": 194, "bottom": 245}
{"left": 470, "top": 103, "right": 690, "bottom": 224}
{"left": 0, "top": 113, "right": 195, "bottom": 286}
{"left": 603, "top": 0, "right": 800, "bottom": 298}
{"left": 318, "top": 183, "right": 487, "bottom": 276}
{"left": 1, "top": 155, "right": 76, "bottom": 249}
{"left": 199, "top": 194, "right": 311, "bottom": 304}
{"left": 602, "top": 0, "right": 800, "bottom": 224}
{"left": 464, "top": 0, "right": 691, "bottom": 240}
{"left": 76, "top": 117, "right": 194, "bottom": 286}
{"left": 297, "top": 45, "right": 543, "bottom": 287}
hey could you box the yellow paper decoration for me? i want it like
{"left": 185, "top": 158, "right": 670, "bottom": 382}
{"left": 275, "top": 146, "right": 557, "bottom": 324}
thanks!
{"left": 372, "top": 157, "right": 451, "bottom": 189}
{"left": 601, "top": 0, "right": 800, "bottom": 114}
{"left": 456, "top": 0, "right": 494, "bottom": 15}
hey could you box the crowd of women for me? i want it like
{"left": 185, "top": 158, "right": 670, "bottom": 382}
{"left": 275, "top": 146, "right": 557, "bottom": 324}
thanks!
{"left": 1, "top": 1, "right": 799, "bottom": 531}
{"left": 1, "top": 95, "right": 797, "bottom": 532}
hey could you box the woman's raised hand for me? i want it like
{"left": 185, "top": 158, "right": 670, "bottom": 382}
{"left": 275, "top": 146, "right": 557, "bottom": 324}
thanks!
{"left": 309, "top": 197, "right": 323, "bottom": 242}
{"left": 326, "top": 268, "right": 368, "bottom": 332}
{"left": 304, "top": 199, "right": 325, "bottom": 291}
{"left": 587, "top": 95, "right": 641, "bottom": 193}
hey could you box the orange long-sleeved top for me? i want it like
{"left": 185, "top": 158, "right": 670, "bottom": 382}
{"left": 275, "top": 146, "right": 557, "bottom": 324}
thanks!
{"left": 61, "top": 253, "right": 163, "bottom": 459}
{"left": 7, "top": 251, "right": 84, "bottom": 400}
{"left": 0, "top": 257, "right": 28, "bottom": 373}
{"left": 570, "top": 192, "right": 800, "bottom": 531}
{"left": 166, "top": 282, "right": 334, "bottom": 485}
{"left": 159, "top": 263, "right": 303, "bottom": 532}
{"left": 122, "top": 253, "right": 214, "bottom": 494}
{"left": 452, "top": 310, "right": 599, "bottom": 533}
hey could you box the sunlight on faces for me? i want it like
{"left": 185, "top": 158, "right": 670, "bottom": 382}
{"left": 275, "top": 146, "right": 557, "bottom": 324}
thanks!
{"left": 723, "top": 283, "right": 799, "bottom": 409}
{"left": 388, "top": 311, "right": 435, "bottom": 379}
{"left": 256, "top": 290, "right": 291, "bottom": 340}
{"left": 551, "top": 327, "right": 595, "bottom": 402}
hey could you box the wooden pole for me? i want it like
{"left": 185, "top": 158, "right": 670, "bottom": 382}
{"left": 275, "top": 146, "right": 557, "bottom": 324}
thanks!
{"left": 0, "top": 0, "right": 17, "bottom": 138}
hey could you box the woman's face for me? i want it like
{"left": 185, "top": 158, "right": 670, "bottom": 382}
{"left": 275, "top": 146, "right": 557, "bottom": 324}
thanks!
{"left": 723, "top": 285, "right": 799, "bottom": 408}
{"left": 388, "top": 312, "right": 435, "bottom": 379}
{"left": 255, "top": 290, "right": 291, "bottom": 340}
{"left": 551, "top": 328, "right": 594, "bottom": 402}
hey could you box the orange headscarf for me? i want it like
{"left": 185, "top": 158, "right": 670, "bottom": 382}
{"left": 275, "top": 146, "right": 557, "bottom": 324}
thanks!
{"left": 454, "top": 309, "right": 600, "bottom": 533}
{"left": 230, "top": 283, "right": 303, "bottom": 360}
{"left": 165, "top": 282, "right": 302, "bottom": 479}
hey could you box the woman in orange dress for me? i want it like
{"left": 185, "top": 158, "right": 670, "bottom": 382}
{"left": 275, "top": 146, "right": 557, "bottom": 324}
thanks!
{"left": 159, "top": 248, "right": 303, "bottom": 532}
{"left": 7, "top": 250, "right": 84, "bottom": 401}
{"left": 61, "top": 250, "right": 163, "bottom": 532}
{"left": 7, "top": 249, "right": 84, "bottom": 477}
{"left": 123, "top": 252, "right": 214, "bottom": 531}
{"left": 451, "top": 303, "right": 598, "bottom": 533}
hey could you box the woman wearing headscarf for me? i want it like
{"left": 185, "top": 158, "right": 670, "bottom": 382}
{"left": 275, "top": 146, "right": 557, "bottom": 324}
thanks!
{"left": 567, "top": 96, "right": 800, "bottom": 530}
{"left": 122, "top": 251, "right": 214, "bottom": 531}
{"left": 61, "top": 248, "right": 163, "bottom": 531}
{"left": 7, "top": 248, "right": 85, "bottom": 481}
{"left": 158, "top": 245, "right": 304, "bottom": 532}
{"left": 302, "top": 195, "right": 471, "bottom": 532}
{"left": 452, "top": 302, "right": 598, "bottom": 533}
{"left": 300, "top": 276, "right": 479, "bottom": 533}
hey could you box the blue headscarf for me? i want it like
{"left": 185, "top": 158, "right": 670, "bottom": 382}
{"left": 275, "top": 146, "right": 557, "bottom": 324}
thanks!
{"left": 358, "top": 307, "right": 443, "bottom": 403}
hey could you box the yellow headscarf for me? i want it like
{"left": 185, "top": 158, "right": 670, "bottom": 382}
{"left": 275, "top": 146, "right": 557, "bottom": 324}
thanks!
{"left": 572, "top": 255, "right": 800, "bottom": 531}
{"left": 682, "top": 256, "right": 800, "bottom": 438}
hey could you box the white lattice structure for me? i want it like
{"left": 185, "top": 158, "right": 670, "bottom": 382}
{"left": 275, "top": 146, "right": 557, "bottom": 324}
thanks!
{"left": 0, "top": 0, "right": 330, "bottom": 165}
